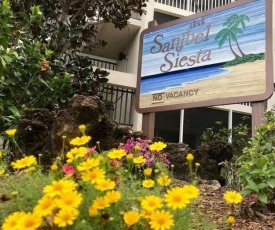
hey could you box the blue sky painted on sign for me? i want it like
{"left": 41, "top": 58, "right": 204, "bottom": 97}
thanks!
{"left": 141, "top": 0, "right": 265, "bottom": 78}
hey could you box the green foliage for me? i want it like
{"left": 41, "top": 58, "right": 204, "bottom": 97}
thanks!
{"left": 201, "top": 121, "right": 249, "bottom": 156}
{"left": 237, "top": 111, "right": 275, "bottom": 204}
{"left": 200, "top": 121, "right": 249, "bottom": 187}
{"left": 0, "top": 0, "right": 148, "bottom": 134}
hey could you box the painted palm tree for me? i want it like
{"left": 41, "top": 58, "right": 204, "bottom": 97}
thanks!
{"left": 215, "top": 28, "right": 241, "bottom": 59}
{"left": 223, "top": 14, "right": 250, "bottom": 57}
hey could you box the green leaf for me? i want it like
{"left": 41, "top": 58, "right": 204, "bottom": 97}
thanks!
{"left": 267, "top": 178, "right": 275, "bottom": 188}
{"left": 257, "top": 192, "right": 267, "bottom": 204}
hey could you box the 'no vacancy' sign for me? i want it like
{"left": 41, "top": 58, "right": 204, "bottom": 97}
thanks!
{"left": 136, "top": 0, "right": 273, "bottom": 113}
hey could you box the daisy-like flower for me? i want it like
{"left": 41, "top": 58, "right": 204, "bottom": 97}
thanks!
{"left": 17, "top": 212, "right": 42, "bottom": 230}
{"left": 66, "top": 147, "right": 87, "bottom": 163}
{"left": 182, "top": 185, "right": 200, "bottom": 199}
{"left": 43, "top": 179, "right": 78, "bottom": 197}
{"left": 70, "top": 135, "right": 91, "bottom": 146}
{"left": 1, "top": 211, "right": 24, "bottom": 230}
{"left": 224, "top": 191, "right": 243, "bottom": 204}
{"left": 123, "top": 211, "right": 141, "bottom": 227}
{"left": 164, "top": 187, "right": 191, "bottom": 210}
{"left": 5, "top": 129, "right": 16, "bottom": 138}
{"left": 55, "top": 190, "right": 83, "bottom": 210}
{"left": 142, "top": 179, "right": 155, "bottom": 189}
{"left": 92, "top": 196, "right": 110, "bottom": 210}
{"left": 140, "top": 209, "right": 153, "bottom": 219}
{"left": 53, "top": 208, "right": 79, "bottom": 227}
{"left": 141, "top": 195, "right": 163, "bottom": 211}
{"left": 149, "top": 210, "right": 174, "bottom": 230}
{"left": 0, "top": 150, "right": 2, "bottom": 158}
{"left": 34, "top": 196, "right": 56, "bottom": 217}
{"left": 157, "top": 174, "right": 171, "bottom": 187}
{"left": 133, "top": 156, "right": 146, "bottom": 164}
{"left": 11, "top": 155, "right": 37, "bottom": 170}
{"left": 104, "top": 190, "right": 121, "bottom": 204}
{"left": 149, "top": 141, "right": 167, "bottom": 152}
{"left": 81, "top": 167, "right": 105, "bottom": 184}
{"left": 94, "top": 178, "right": 116, "bottom": 191}
{"left": 77, "top": 157, "right": 100, "bottom": 171}
{"left": 144, "top": 168, "right": 153, "bottom": 177}
{"left": 107, "top": 148, "right": 126, "bottom": 159}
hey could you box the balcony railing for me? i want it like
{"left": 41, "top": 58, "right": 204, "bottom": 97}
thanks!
{"left": 154, "top": 0, "right": 239, "bottom": 13}
{"left": 91, "top": 58, "right": 117, "bottom": 71}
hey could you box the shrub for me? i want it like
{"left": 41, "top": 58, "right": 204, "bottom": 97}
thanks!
{"left": 237, "top": 111, "right": 275, "bottom": 204}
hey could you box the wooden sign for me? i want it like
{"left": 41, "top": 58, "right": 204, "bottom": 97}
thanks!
{"left": 136, "top": 0, "right": 273, "bottom": 113}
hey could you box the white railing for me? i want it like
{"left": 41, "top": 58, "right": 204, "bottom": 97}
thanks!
{"left": 154, "top": 0, "right": 239, "bottom": 13}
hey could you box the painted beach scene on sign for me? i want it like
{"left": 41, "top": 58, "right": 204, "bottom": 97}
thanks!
{"left": 137, "top": 0, "right": 272, "bottom": 112}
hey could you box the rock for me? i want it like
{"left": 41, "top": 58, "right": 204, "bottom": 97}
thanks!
{"left": 15, "top": 95, "right": 133, "bottom": 165}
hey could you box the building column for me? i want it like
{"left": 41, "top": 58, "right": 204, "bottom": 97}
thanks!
{"left": 179, "top": 109, "right": 184, "bottom": 143}
{"left": 228, "top": 109, "right": 233, "bottom": 143}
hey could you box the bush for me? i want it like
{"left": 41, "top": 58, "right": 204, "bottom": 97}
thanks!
{"left": 237, "top": 111, "right": 275, "bottom": 204}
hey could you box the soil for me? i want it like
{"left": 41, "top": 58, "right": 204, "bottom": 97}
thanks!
{"left": 196, "top": 183, "right": 275, "bottom": 230}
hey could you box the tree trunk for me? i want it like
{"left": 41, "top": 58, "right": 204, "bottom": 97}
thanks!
{"left": 235, "top": 39, "right": 246, "bottom": 57}
{"left": 229, "top": 36, "right": 241, "bottom": 59}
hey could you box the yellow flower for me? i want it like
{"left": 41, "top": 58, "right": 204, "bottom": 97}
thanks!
{"left": 5, "top": 129, "right": 16, "bottom": 137}
{"left": 0, "top": 150, "right": 2, "bottom": 158}
{"left": 92, "top": 196, "right": 110, "bottom": 210}
{"left": 142, "top": 179, "right": 155, "bottom": 189}
{"left": 195, "top": 162, "right": 200, "bottom": 167}
{"left": 50, "top": 163, "right": 58, "bottom": 171}
{"left": 140, "top": 209, "right": 153, "bottom": 219}
{"left": 126, "top": 153, "right": 134, "bottom": 162}
{"left": 1, "top": 211, "right": 24, "bottom": 230}
{"left": 104, "top": 190, "right": 121, "bottom": 204}
{"left": 77, "top": 157, "right": 100, "bottom": 171}
{"left": 227, "top": 215, "right": 235, "bottom": 225}
{"left": 107, "top": 148, "right": 126, "bottom": 159}
{"left": 141, "top": 195, "right": 163, "bottom": 211}
{"left": 81, "top": 167, "right": 105, "bottom": 184}
{"left": 144, "top": 168, "right": 153, "bottom": 177}
{"left": 123, "top": 211, "right": 141, "bottom": 226}
{"left": 66, "top": 147, "right": 87, "bottom": 163}
{"left": 186, "top": 153, "right": 194, "bottom": 161}
{"left": 89, "top": 206, "right": 99, "bottom": 217}
{"left": 164, "top": 187, "right": 190, "bottom": 210}
{"left": 157, "top": 174, "right": 171, "bottom": 187}
{"left": 224, "top": 191, "right": 243, "bottom": 204}
{"left": 182, "top": 185, "right": 200, "bottom": 199}
{"left": 134, "top": 145, "right": 141, "bottom": 152}
{"left": 79, "top": 124, "right": 86, "bottom": 134}
{"left": 149, "top": 141, "right": 167, "bottom": 152}
{"left": 11, "top": 155, "right": 37, "bottom": 170}
{"left": 24, "top": 166, "right": 36, "bottom": 173}
{"left": 34, "top": 196, "right": 56, "bottom": 217}
{"left": 149, "top": 210, "right": 174, "bottom": 230}
{"left": 133, "top": 156, "right": 146, "bottom": 164}
{"left": 0, "top": 169, "right": 5, "bottom": 176}
{"left": 53, "top": 208, "right": 79, "bottom": 227}
{"left": 17, "top": 212, "right": 42, "bottom": 230}
{"left": 70, "top": 135, "right": 91, "bottom": 146}
{"left": 94, "top": 178, "right": 116, "bottom": 191}
{"left": 43, "top": 179, "right": 78, "bottom": 197}
{"left": 56, "top": 190, "right": 83, "bottom": 210}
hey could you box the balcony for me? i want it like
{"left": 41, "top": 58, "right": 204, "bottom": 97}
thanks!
{"left": 154, "top": 0, "right": 240, "bottom": 15}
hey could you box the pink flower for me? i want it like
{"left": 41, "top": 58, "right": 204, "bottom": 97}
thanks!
{"left": 84, "top": 146, "right": 97, "bottom": 159}
{"left": 62, "top": 165, "right": 75, "bottom": 176}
